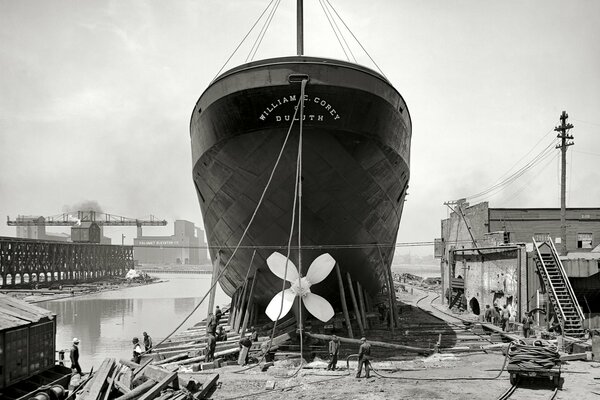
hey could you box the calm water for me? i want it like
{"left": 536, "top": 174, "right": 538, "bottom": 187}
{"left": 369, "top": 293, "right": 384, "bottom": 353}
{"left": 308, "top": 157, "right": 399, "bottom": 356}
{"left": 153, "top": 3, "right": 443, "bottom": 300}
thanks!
{"left": 40, "top": 273, "right": 229, "bottom": 370}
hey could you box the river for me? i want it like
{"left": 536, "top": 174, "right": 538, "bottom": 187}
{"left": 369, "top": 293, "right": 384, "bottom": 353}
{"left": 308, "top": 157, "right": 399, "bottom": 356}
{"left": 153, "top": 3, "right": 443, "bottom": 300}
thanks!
{"left": 39, "top": 273, "right": 230, "bottom": 370}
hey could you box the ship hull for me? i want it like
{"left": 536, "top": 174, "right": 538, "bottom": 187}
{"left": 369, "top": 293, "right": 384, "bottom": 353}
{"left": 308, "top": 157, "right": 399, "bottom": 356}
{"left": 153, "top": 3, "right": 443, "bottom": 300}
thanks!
{"left": 190, "top": 56, "right": 411, "bottom": 311}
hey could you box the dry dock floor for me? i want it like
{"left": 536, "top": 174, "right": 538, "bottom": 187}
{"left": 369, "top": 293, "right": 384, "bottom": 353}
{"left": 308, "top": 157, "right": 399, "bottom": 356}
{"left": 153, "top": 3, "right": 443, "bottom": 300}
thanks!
{"left": 201, "top": 287, "right": 599, "bottom": 400}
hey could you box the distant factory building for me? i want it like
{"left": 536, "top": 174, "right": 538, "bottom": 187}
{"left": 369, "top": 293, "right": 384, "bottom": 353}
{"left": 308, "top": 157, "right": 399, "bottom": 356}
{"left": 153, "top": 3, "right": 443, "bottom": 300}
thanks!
{"left": 15, "top": 216, "right": 69, "bottom": 242}
{"left": 134, "top": 220, "right": 210, "bottom": 265}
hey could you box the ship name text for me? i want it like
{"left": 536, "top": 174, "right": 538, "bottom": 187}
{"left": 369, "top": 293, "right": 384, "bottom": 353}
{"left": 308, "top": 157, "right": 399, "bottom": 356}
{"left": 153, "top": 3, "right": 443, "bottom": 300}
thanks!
{"left": 259, "top": 94, "right": 341, "bottom": 122}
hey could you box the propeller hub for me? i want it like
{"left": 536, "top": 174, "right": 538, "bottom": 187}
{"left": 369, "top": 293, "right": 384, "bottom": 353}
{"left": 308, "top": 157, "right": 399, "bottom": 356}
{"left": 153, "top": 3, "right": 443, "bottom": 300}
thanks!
{"left": 291, "top": 277, "right": 311, "bottom": 297}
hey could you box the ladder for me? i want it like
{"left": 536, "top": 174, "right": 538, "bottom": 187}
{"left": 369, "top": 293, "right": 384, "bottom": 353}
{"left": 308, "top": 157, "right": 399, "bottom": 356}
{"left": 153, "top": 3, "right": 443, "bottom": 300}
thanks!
{"left": 532, "top": 237, "right": 585, "bottom": 338}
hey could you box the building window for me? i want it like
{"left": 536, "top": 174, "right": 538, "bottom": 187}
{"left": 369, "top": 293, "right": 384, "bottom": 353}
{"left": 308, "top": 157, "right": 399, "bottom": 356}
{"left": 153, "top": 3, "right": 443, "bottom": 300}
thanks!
{"left": 533, "top": 233, "right": 550, "bottom": 242}
{"left": 577, "top": 233, "right": 593, "bottom": 249}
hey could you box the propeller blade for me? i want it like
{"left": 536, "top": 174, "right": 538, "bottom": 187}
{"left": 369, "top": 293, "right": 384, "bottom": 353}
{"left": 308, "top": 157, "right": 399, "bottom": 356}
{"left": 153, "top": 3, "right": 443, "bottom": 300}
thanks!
{"left": 302, "top": 292, "right": 335, "bottom": 322}
{"left": 305, "top": 253, "right": 335, "bottom": 285}
{"left": 267, "top": 252, "right": 299, "bottom": 282}
{"left": 265, "top": 289, "right": 296, "bottom": 321}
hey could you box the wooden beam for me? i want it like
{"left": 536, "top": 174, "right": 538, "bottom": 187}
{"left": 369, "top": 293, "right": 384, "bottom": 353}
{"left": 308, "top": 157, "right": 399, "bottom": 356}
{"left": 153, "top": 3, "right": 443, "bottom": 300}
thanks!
{"left": 240, "top": 269, "right": 258, "bottom": 338}
{"left": 386, "top": 266, "right": 397, "bottom": 332}
{"left": 79, "top": 358, "right": 115, "bottom": 400}
{"left": 207, "top": 252, "right": 220, "bottom": 324}
{"left": 114, "top": 379, "right": 157, "bottom": 400}
{"left": 113, "top": 380, "right": 131, "bottom": 395}
{"left": 305, "top": 332, "right": 432, "bottom": 355}
{"left": 357, "top": 281, "right": 368, "bottom": 329}
{"left": 132, "top": 357, "right": 153, "bottom": 378}
{"left": 193, "top": 373, "right": 219, "bottom": 400}
{"left": 102, "top": 366, "right": 120, "bottom": 400}
{"left": 235, "top": 275, "right": 250, "bottom": 332}
{"left": 137, "top": 371, "right": 178, "bottom": 400}
{"left": 334, "top": 262, "right": 353, "bottom": 338}
{"left": 346, "top": 272, "right": 365, "bottom": 337}
{"left": 228, "top": 290, "right": 238, "bottom": 327}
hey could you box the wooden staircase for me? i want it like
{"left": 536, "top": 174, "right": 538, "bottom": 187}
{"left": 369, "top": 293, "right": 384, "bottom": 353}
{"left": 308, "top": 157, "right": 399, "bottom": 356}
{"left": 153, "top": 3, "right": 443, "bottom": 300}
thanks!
{"left": 533, "top": 237, "right": 585, "bottom": 338}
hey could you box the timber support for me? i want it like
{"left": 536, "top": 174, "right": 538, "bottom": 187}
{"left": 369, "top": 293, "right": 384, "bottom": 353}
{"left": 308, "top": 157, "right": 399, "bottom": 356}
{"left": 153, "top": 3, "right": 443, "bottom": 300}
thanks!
{"left": 0, "top": 236, "right": 132, "bottom": 287}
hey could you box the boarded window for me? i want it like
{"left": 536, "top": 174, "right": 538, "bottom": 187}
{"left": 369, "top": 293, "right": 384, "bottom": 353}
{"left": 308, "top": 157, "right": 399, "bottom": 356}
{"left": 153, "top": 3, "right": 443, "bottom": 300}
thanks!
{"left": 577, "top": 233, "right": 593, "bottom": 249}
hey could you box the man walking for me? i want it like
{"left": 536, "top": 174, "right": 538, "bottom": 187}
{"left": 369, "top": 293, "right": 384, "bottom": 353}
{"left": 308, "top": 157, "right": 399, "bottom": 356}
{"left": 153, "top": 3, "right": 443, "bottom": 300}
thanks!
{"left": 522, "top": 313, "right": 533, "bottom": 338}
{"left": 70, "top": 338, "right": 83, "bottom": 375}
{"left": 143, "top": 331, "right": 153, "bottom": 353}
{"left": 356, "top": 337, "right": 371, "bottom": 378}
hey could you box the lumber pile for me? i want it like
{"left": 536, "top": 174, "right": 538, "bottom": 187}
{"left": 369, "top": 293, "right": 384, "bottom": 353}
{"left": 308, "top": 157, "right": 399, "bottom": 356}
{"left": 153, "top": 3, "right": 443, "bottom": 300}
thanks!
{"left": 72, "top": 358, "right": 219, "bottom": 400}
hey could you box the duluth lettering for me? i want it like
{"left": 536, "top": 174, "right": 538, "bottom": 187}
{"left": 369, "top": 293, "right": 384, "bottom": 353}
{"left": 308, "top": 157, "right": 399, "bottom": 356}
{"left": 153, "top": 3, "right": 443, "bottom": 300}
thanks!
{"left": 259, "top": 94, "right": 341, "bottom": 122}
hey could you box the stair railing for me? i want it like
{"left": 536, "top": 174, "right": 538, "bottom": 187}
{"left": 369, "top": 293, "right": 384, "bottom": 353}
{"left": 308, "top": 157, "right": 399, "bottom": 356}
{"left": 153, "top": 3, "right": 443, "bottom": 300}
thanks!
{"left": 547, "top": 237, "right": 586, "bottom": 323}
{"left": 532, "top": 236, "right": 566, "bottom": 324}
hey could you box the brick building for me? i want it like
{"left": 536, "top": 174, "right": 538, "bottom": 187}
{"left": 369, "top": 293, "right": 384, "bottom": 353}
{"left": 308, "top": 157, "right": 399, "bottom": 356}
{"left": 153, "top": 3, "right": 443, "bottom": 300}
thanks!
{"left": 437, "top": 201, "right": 600, "bottom": 328}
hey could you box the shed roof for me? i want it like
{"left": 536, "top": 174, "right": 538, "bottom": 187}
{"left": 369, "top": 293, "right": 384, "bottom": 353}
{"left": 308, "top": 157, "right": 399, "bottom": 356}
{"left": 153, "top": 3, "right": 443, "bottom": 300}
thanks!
{"left": 0, "top": 294, "right": 55, "bottom": 330}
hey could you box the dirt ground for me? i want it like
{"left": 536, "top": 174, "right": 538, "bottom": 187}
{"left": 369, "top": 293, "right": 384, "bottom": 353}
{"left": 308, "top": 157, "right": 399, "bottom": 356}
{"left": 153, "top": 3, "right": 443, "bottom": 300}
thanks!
{"left": 196, "top": 286, "right": 600, "bottom": 400}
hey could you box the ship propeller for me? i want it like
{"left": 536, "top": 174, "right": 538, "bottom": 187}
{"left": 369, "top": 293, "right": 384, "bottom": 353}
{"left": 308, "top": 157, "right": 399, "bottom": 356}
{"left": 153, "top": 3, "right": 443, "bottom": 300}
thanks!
{"left": 265, "top": 252, "right": 336, "bottom": 322}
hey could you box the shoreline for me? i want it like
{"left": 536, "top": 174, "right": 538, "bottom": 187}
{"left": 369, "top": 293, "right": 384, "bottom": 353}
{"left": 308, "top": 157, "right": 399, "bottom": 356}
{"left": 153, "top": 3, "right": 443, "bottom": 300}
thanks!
{"left": 1, "top": 277, "right": 164, "bottom": 304}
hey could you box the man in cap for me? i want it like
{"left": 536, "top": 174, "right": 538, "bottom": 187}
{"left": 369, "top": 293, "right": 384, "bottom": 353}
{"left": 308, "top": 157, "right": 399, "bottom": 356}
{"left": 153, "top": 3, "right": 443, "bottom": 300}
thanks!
{"left": 143, "top": 331, "right": 153, "bottom": 353}
{"left": 70, "top": 338, "right": 83, "bottom": 375}
{"left": 327, "top": 335, "right": 340, "bottom": 371}
{"left": 132, "top": 337, "right": 143, "bottom": 364}
{"left": 356, "top": 337, "right": 371, "bottom": 378}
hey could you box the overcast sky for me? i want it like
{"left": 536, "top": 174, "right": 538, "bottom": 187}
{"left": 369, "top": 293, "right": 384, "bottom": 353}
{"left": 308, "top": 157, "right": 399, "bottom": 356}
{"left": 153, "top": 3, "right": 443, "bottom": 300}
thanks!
{"left": 1, "top": 0, "right": 599, "bottom": 257}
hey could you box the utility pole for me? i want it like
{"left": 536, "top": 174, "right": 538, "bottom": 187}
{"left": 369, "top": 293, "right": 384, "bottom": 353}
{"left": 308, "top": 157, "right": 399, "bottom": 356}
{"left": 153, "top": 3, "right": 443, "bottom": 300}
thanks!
{"left": 554, "top": 111, "right": 574, "bottom": 255}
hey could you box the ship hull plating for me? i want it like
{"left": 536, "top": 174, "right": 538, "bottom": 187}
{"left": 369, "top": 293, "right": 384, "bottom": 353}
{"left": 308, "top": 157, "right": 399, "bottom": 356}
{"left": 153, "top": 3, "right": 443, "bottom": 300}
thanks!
{"left": 190, "top": 56, "right": 411, "bottom": 310}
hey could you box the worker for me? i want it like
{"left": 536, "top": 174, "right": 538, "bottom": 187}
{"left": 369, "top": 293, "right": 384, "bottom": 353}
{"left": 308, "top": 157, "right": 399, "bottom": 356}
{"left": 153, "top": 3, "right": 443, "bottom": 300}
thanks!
{"left": 327, "top": 335, "right": 340, "bottom": 371}
{"left": 239, "top": 335, "right": 253, "bottom": 365}
{"left": 501, "top": 305, "right": 510, "bottom": 331}
{"left": 206, "top": 312, "right": 217, "bottom": 336}
{"left": 355, "top": 337, "right": 371, "bottom": 378}
{"left": 70, "top": 338, "right": 83, "bottom": 375}
{"left": 250, "top": 327, "right": 258, "bottom": 342}
{"left": 522, "top": 313, "right": 533, "bottom": 338}
{"left": 132, "top": 337, "right": 143, "bottom": 364}
{"left": 206, "top": 332, "right": 217, "bottom": 362}
{"left": 215, "top": 306, "right": 223, "bottom": 324}
{"left": 491, "top": 305, "right": 501, "bottom": 325}
{"left": 143, "top": 331, "right": 153, "bottom": 353}
{"left": 216, "top": 326, "right": 227, "bottom": 341}
{"left": 261, "top": 338, "right": 275, "bottom": 362}
{"left": 484, "top": 305, "right": 492, "bottom": 322}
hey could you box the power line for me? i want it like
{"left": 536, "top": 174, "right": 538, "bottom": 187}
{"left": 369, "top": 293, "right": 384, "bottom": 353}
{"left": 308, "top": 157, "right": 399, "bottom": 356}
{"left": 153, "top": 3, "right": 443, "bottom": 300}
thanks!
{"left": 465, "top": 139, "right": 558, "bottom": 201}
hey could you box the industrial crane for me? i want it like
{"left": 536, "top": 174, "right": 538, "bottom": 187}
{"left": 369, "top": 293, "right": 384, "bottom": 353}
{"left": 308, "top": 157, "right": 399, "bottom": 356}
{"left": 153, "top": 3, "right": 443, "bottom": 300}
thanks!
{"left": 7, "top": 211, "right": 167, "bottom": 227}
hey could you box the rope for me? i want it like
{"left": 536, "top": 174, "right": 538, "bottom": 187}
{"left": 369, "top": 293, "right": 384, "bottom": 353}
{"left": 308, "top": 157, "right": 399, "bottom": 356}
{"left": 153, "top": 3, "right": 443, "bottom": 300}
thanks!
{"left": 246, "top": 0, "right": 283, "bottom": 62}
{"left": 232, "top": 83, "right": 306, "bottom": 374}
{"left": 289, "top": 78, "right": 308, "bottom": 379}
{"left": 323, "top": 0, "right": 387, "bottom": 78}
{"left": 371, "top": 349, "right": 511, "bottom": 381}
{"left": 144, "top": 90, "right": 305, "bottom": 354}
{"left": 317, "top": 0, "right": 351, "bottom": 61}
{"left": 507, "top": 341, "right": 559, "bottom": 370}
{"left": 211, "top": 0, "right": 278, "bottom": 83}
